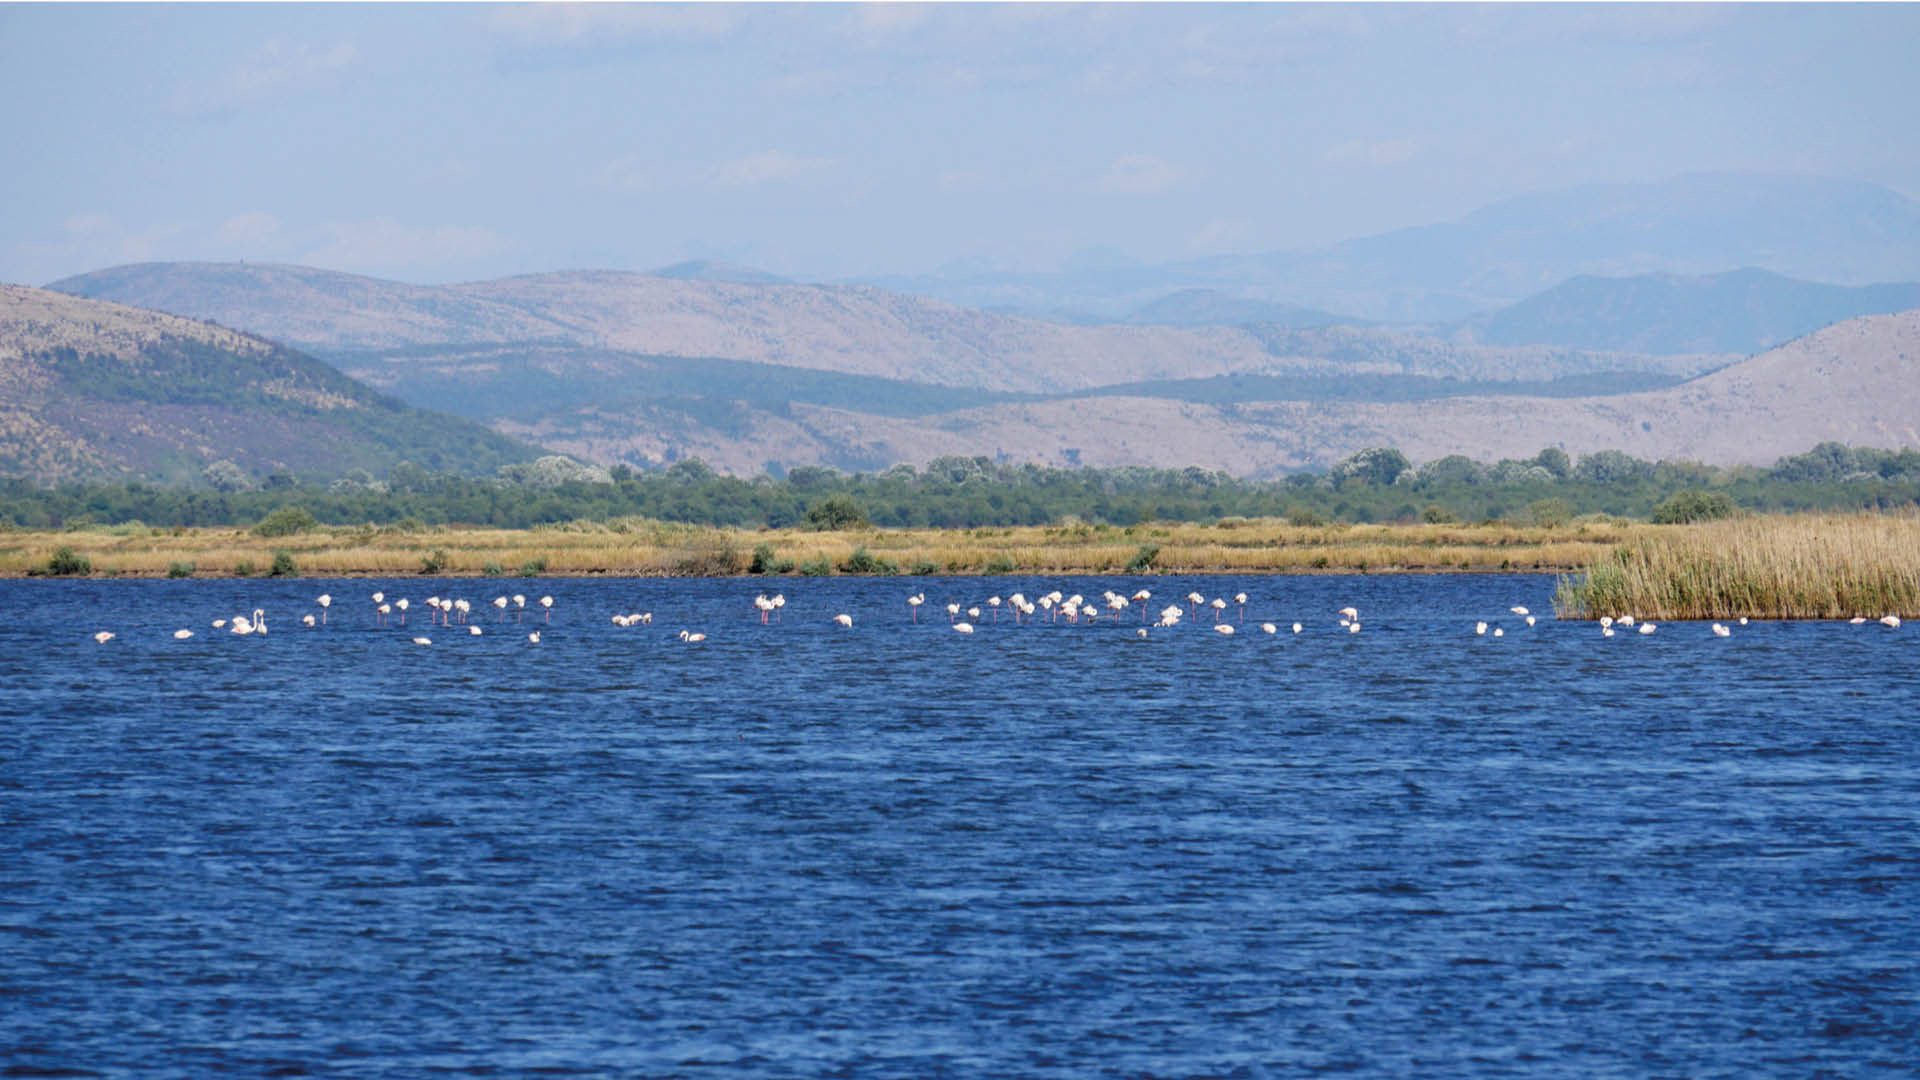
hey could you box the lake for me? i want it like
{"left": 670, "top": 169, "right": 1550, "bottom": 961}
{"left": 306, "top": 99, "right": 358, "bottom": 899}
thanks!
{"left": 3, "top": 575, "right": 1916, "bottom": 1076}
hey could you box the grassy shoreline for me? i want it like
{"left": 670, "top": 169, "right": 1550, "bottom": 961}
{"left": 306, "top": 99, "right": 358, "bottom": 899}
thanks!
{"left": 1553, "top": 512, "right": 1920, "bottom": 620}
{"left": 2, "top": 518, "right": 1635, "bottom": 579}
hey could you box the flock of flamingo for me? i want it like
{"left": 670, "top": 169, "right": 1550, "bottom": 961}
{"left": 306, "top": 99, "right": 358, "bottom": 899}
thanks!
{"left": 83, "top": 585, "right": 1904, "bottom": 647}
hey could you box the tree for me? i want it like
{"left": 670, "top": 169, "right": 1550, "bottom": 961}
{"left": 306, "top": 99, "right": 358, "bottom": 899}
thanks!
{"left": 1652, "top": 490, "right": 1737, "bottom": 524}
{"left": 202, "top": 459, "right": 252, "bottom": 493}
{"left": 805, "top": 494, "right": 870, "bottom": 530}
{"left": 1531, "top": 447, "right": 1572, "bottom": 479}
{"left": 1331, "top": 447, "right": 1412, "bottom": 486}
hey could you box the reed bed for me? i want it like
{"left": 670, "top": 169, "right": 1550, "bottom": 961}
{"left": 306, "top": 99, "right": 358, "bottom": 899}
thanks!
{"left": 1554, "top": 512, "right": 1920, "bottom": 620}
{"left": 0, "top": 516, "right": 1645, "bottom": 579}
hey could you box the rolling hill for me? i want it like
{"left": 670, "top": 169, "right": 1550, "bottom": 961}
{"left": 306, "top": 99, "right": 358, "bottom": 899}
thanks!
{"left": 488, "top": 311, "right": 1920, "bottom": 476}
{"left": 0, "top": 284, "right": 537, "bottom": 484}
{"left": 1471, "top": 268, "right": 1920, "bottom": 354}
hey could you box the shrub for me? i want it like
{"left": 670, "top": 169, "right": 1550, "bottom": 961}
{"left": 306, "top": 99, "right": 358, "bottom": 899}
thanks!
{"left": 673, "top": 535, "right": 741, "bottom": 576}
{"left": 749, "top": 542, "right": 793, "bottom": 574}
{"left": 252, "top": 506, "right": 318, "bottom": 538}
{"left": 1288, "top": 507, "right": 1329, "bottom": 527}
{"left": 983, "top": 553, "right": 1017, "bottom": 574}
{"left": 840, "top": 546, "right": 898, "bottom": 575}
{"left": 482, "top": 561, "right": 505, "bottom": 577}
{"left": 232, "top": 559, "right": 256, "bottom": 578}
{"left": 1653, "top": 490, "right": 1738, "bottom": 524}
{"left": 167, "top": 561, "right": 195, "bottom": 579}
{"left": 420, "top": 548, "right": 449, "bottom": 575}
{"left": 804, "top": 494, "right": 870, "bottom": 531}
{"left": 519, "top": 557, "right": 548, "bottom": 577}
{"left": 268, "top": 549, "right": 298, "bottom": 577}
{"left": 909, "top": 560, "right": 938, "bottom": 576}
{"left": 46, "top": 546, "right": 91, "bottom": 576}
{"left": 1422, "top": 504, "right": 1457, "bottom": 524}
{"left": 797, "top": 555, "right": 834, "bottom": 577}
{"left": 1125, "top": 543, "right": 1160, "bottom": 573}
{"left": 1526, "top": 498, "right": 1573, "bottom": 528}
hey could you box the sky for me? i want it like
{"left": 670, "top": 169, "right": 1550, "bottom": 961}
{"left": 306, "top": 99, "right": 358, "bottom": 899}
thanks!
{"left": 2, "top": 2, "right": 1918, "bottom": 287}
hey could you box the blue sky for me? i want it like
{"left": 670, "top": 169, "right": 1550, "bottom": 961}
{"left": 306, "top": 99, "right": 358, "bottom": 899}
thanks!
{"left": 3, "top": 2, "right": 1917, "bottom": 286}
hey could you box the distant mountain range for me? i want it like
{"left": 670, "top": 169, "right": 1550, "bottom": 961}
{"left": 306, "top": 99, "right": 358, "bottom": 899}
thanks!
{"left": 862, "top": 173, "right": 1920, "bottom": 323}
{"left": 1467, "top": 268, "right": 1920, "bottom": 355}
{"left": 0, "top": 285, "right": 534, "bottom": 484}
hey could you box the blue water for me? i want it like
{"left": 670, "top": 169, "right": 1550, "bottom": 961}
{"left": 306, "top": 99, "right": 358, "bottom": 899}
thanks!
{"left": 3, "top": 575, "right": 1917, "bottom": 1077}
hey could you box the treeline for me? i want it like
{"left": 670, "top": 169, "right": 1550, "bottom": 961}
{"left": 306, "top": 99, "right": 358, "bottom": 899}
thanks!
{"left": 3, "top": 443, "right": 1919, "bottom": 532}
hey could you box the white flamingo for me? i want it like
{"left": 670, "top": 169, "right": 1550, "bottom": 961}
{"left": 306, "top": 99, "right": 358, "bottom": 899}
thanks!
{"left": 302, "top": 614, "right": 315, "bottom": 627}
{"left": 833, "top": 614, "right": 853, "bottom": 628}
{"left": 93, "top": 631, "right": 114, "bottom": 644}
{"left": 1214, "top": 623, "right": 1235, "bottom": 636}
{"left": 1261, "top": 622, "right": 1276, "bottom": 634}
{"left": 908, "top": 593, "right": 924, "bottom": 622}
{"left": 678, "top": 630, "right": 706, "bottom": 643}
{"left": 952, "top": 622, "right": 974, "bottom": 634}
{"left": 469, "top": 626, "right": 483, "bottom": 636}
{"left": 412, "top": 636, "right": 431, "bottom": 646}
{"left": 528, "top": 631, "right": 541, "bottom": 644}
{"left": 1881, "top": 615, "right": 1902, "bottom": 629}
{"left": 316, "top": 594, "right": 331, "bottom": 624}
{"left": 395, "top": 598, "right": 410, "bottom": 625}
{"left": 1234, "top": 592, "right": 1248, "bottom": 621}
{"left": 1638, "top": 623, "right": 1657, "bottom": 635}
{"left": 1476, "top": 621, "right": 1488, "bottom": 635}
{"left": 173, "top": 629, "right": 194, "bottom": 640}
{"left": 1511, "top": 606, "right": 1530, "bottom": 616}
{"left": 493, "top": 596, "right": 508, "bottom": 620}
{"left": 539, "top": 596, "right": 553, "bottom": 622}
{"left": 1291, "top": 623, "right": 1302, "bottom": 634}
{"left": 1712, "top": 623, "right": 1731, "bottom": 637}
{"left": 1210, "top": 598, "right": 1227, "bottom": 622}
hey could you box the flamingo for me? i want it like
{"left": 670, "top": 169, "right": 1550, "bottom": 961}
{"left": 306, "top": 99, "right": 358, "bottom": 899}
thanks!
{"left": 834, "top": 614, "right": 853, "bottom": 628}
{"left": 513, "top": 594, "right": 526, "bottom": 621}
{"left": 952, "top": 622, "right": 974, "bottom": 634}
{"left": 1511, "top": 606, "right": 1530, "bottom": 616}
{"left": 908, "top": 593, "right": 925, "bottom": 622}
{"left": 455, "top": 598, "right": 471, "bottom": 624}
{"left": 1600, "top": 616, "right": 1614, "bottom": 629}
{"left": 412, "top": 636, "right": 431, "bottom": 646}
{"left": 754, "top": 595, "right": 775, "bottom": 624}
{"left": 93, "top": 631, "right": 114, "bottom": 644}
{"left": 212, "top": 618, "right": 227, "bottom": 629}
{"left": 316, "top": 594, "right": 331, "bottom": 624}
{"left": 1712, "top": 623, "right": 1731, "bottom": 637}
{"left": 1187, "top": 591, "right": 1204, "bottom": 618}
{"left": 528, "top": 631, "right": 541, "bottom": 644}
{"left": 678, "top": 630, "right": 706, "bottom": 643}
{"left": 173, "top": 629, "right": 194, "bottom": 640}
{"left": 1261, "top": 623, "right": 1276, "bottom": 634}
{"left": 425, "top": 596, "right": 442, "bottom": 624}
{"left": 1210, "top": 598, "right": 1227, "bottom": 622}
{"left": 1493, "top": 627, "right": 1505, "bottom": 637}
{"left": 1618, "top": 615, "right": 1636, "bottom": 628}
{"left": 1738, "top": 617, "right": 1749, "bottom": 626}
{"left": 1638, "top": 623, "right": 1658, "bottom": 635}
{"left": 1292, "top": 623, "right": 1302, "bottom": 634}
{"left": 946, "top": 602, "right": 961, "bottom": 624}
{"left": 539, "top": 596, "right": 553, "bottom": 622}
{"left": 377, "top": 603, "right": 391, "bottom": 625}
{"left": 1476, "top": 621, "right": 1488, "bottom": 635}
{"left": 1234, "top": 592, "right": 1248, "bottom": 621}
{"left": 395, "top": 598, "right": 410, "bottom": 625}
{"left": 967, "top": 606, "right": 981, "bottom": 621}
{"left": 1525, "top": 616, "right": 1537, "bottom": 628}
{"left": 1348, "top": 622, "right": 1361, "bottom": 634}
{"left": 469, "top": 626, "right": 483, "bottom": 636}
{"left": 493, "top": 596, "right": 508, "bottom": 620}
{"left": 1338, "top": 606, "right": 1359, "bottom": 621}
{"left": 230, "top": 614, "right": 254, "bottom": 636}
{"left": 1849, "top": 616, "right": 1868, "bottom": 625}
{"left": 988, "top": 597, "right": 1002, "bottom": 622}
{"left": 1214, "top": 623, "right": 1235, "bottom": 635}
{"left": 1137, "top": 627, "right": 1149, "bottom": 639}
{"left": 1881, "top": 615, "right": 1902, "bottom": 629}
{"left": 302, "top": 614, "right": 316, "bottom": 628}
{"left": 1602, "top": 626, "right": 1615, "bottom": 638}
{"left": 771, "top": 595, "right": 785, "bottom": 622}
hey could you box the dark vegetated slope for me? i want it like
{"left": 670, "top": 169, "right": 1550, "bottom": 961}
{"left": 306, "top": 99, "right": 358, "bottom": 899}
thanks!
{"left": 0, "top": 284, "right": 538, "bottom": 484}
{"left": 1476, "top": 268, "right": 1920, "bottom": 354}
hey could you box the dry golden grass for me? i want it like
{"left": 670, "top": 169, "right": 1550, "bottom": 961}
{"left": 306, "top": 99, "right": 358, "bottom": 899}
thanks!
{"left": 1554, "top": 512, "right": 1920, "bottom": 620}
{"left": 0, "top": 517, "right": 1641, "bottom": 579}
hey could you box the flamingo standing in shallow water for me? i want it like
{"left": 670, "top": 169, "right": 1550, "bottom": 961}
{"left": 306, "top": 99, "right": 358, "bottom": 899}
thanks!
{"left": 540, "top": 596, "right": 553, "bottom": 622}
{"left": 316, "top": 594, "right": 331, "bottom": 624}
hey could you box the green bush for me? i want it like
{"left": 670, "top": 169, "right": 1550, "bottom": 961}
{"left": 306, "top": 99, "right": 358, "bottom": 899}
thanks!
{"left": 252, "top": 506, "right": 318, "bottom": 538}
{"left": 1526, "top": 498, "right": 1573, "bottom": 528}
{"left": 1125, "top": 543, "right": 1160, "bottom": 573}
{"left": 519, "top": 557, "right": 547, "bottom": 577}
{"left": 805, "top": 494, "right": 870, "bottom": 531}
{"left": 232, "top": 559, "right": 256, "bottom": 578}
{"left": 983, "top": 553, "right": 1016, "bottom": 574}
{"left": 167, "top": 560, "right": 195, "bottom": 579}
{"left": 909, "top": 560, "right": 938, "bottom": 575}
{"left": 482, "top": 560, "right": 505, "bottom": 577}
{"left": 268, "top": 549, "right": 298, "bottom": 577}
{"left": 1653, "top": 490, "right": 1738, "bottom": 524}
{"left": 1422, "top": 504, "right": 1457, "bottom": 524}
{"left": 797, "top": 555, "right": 834, "bottom": 576}
{"left": 673, "top": 535, "right": 741, "bottom": 576}
{"left": 46, "top": 545, "right": 91, "bottom": 576}
{"left": 749, "top": 542, "right": 798, "bottom": 574}
{"left": 420, "top": 548, "right": 449, "bottom": 575}
{"left": 840, "top": 546, "right": 898, "bottom": 575}
{"left": 1288, "top": 507, "right": 1329, "bottom": 527}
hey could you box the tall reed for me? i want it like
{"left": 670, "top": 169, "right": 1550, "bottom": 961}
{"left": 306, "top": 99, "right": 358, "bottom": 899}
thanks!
{"left": 1555, "top": 513, "right": 1920, "bottom": 620}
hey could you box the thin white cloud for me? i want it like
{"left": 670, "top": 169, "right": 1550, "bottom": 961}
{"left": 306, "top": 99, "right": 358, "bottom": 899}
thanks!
{"left": 709, "top": 151, "right": 835, "bottom": 190}
{"left": 1094, "top": 155, "right": 1188, "bottom": 196}
{"left": 486, "top": 3, "right": 745, "bottom": 44}
{"left": 1321, "top": 138, "right": 1421, "bottom": 170}
{"left": 171, "top": 39, "right": 358, "bottom": 115}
